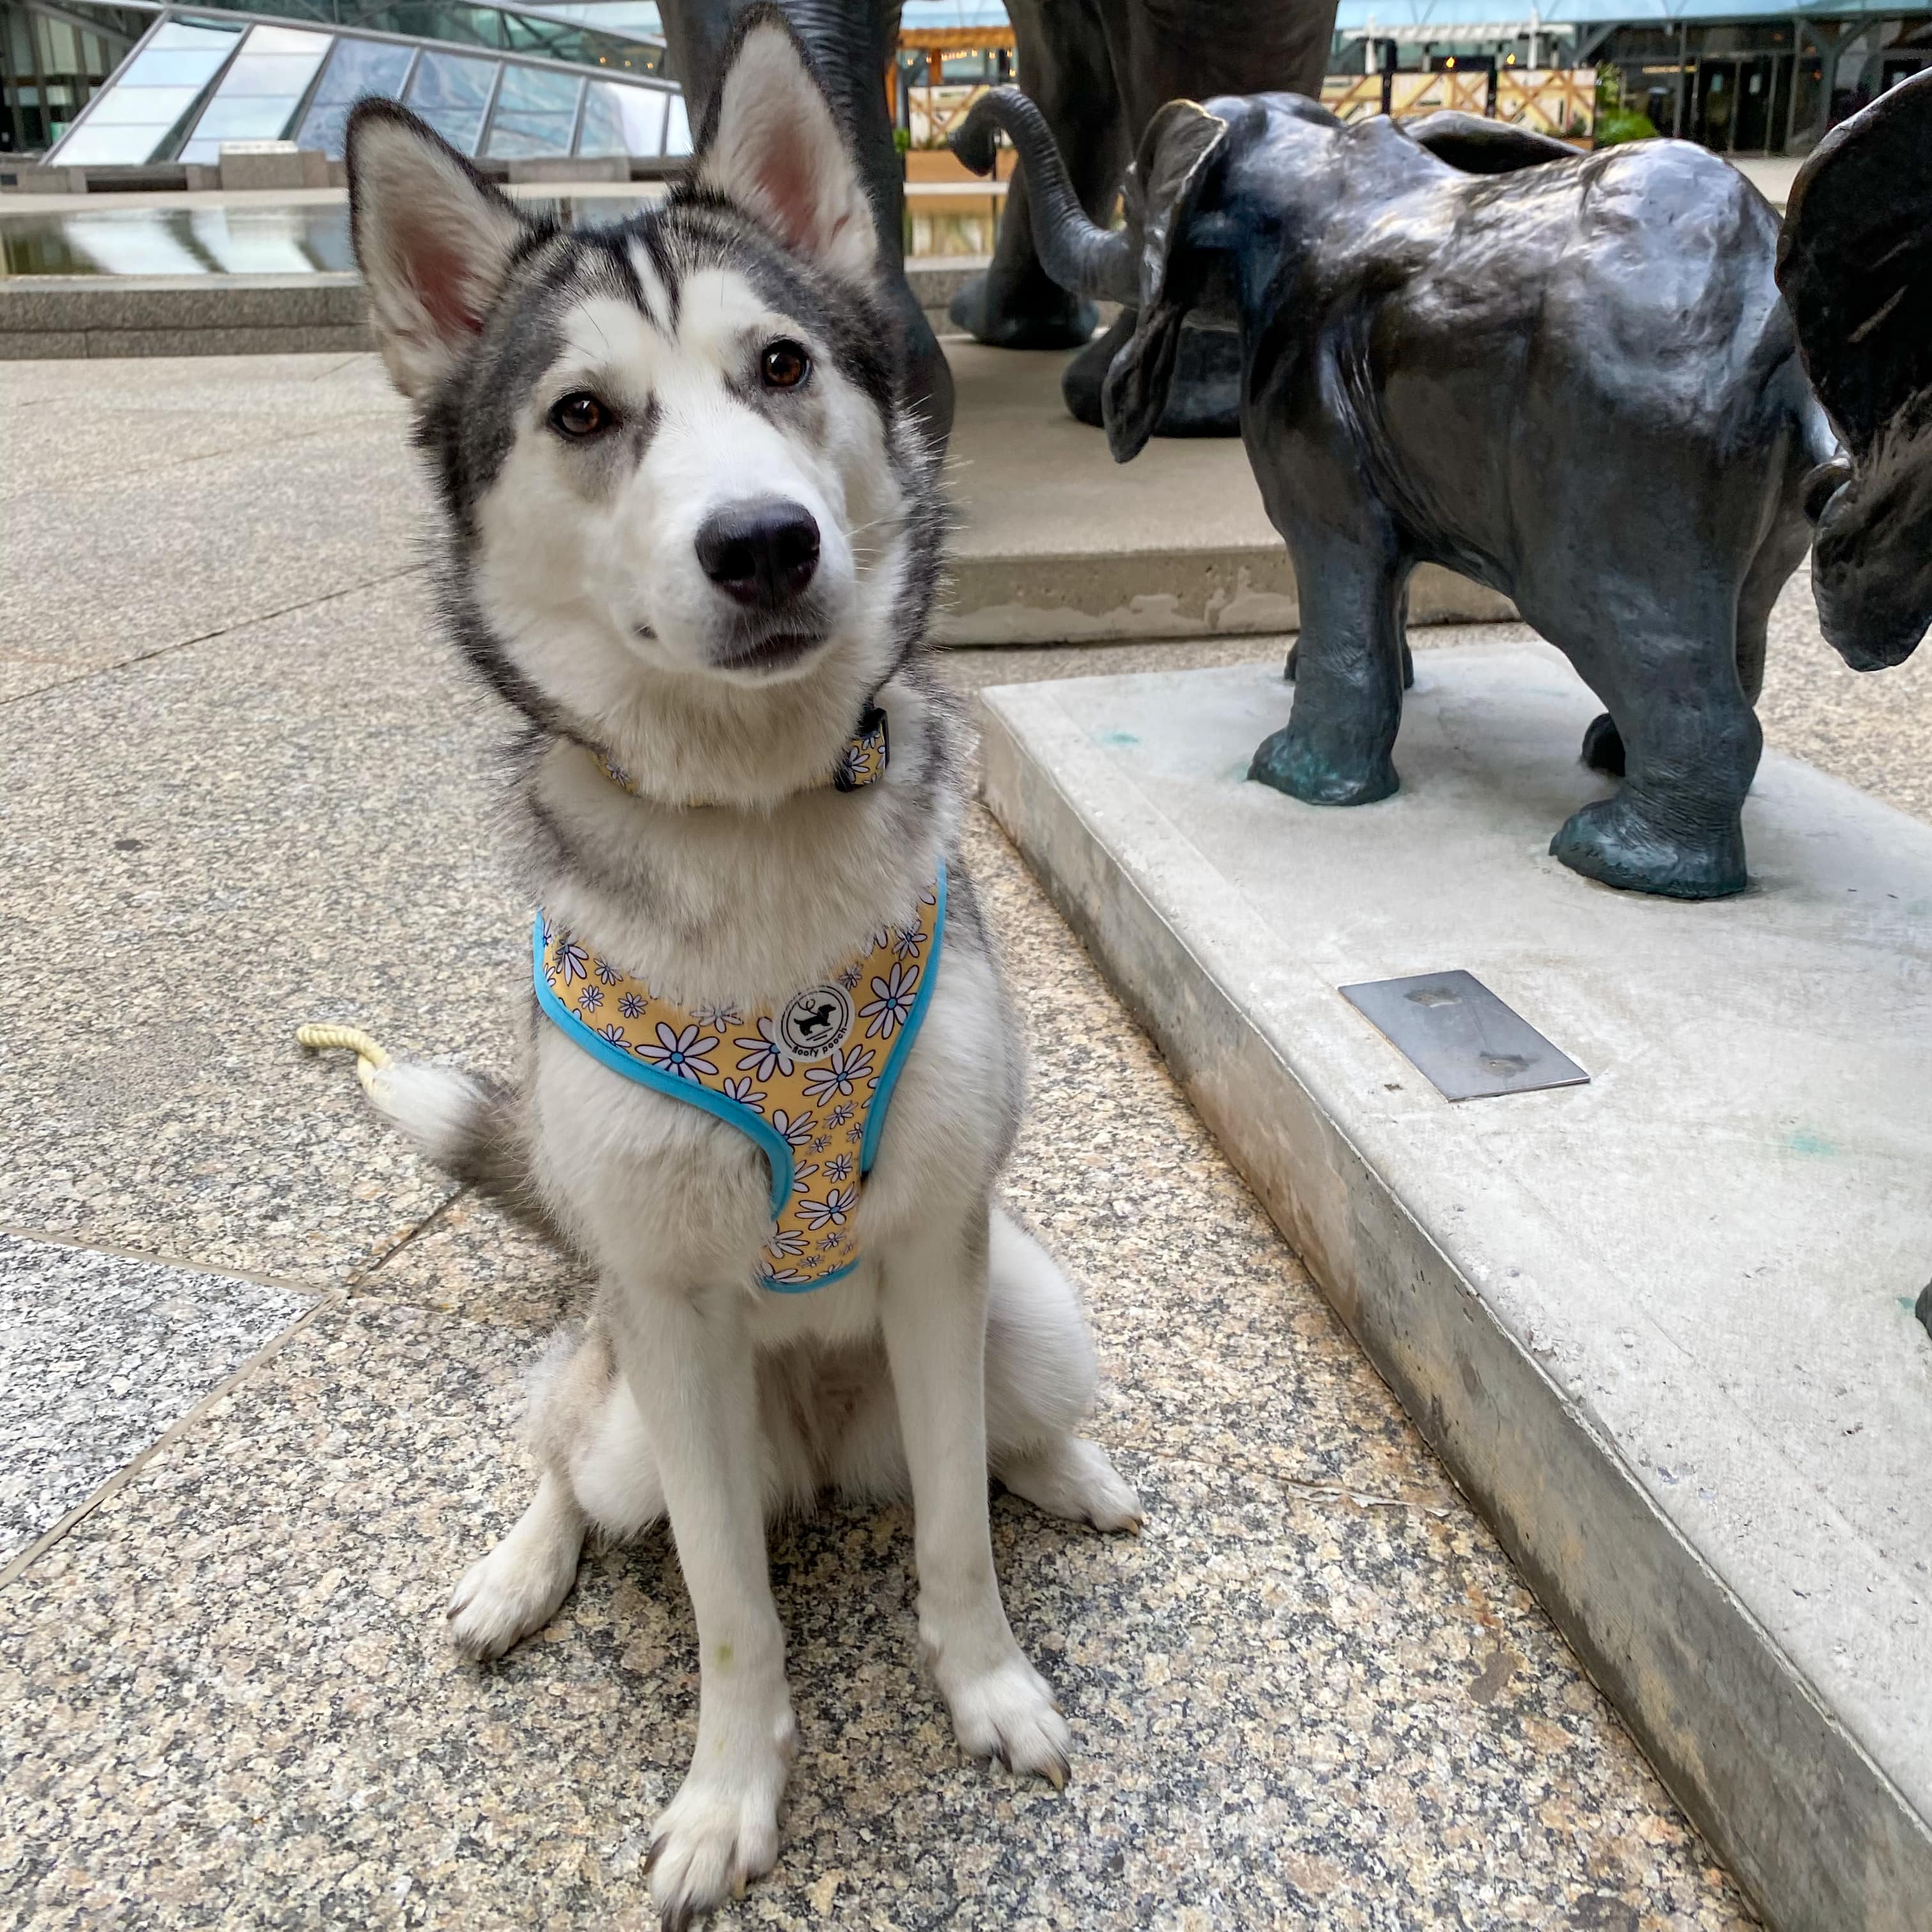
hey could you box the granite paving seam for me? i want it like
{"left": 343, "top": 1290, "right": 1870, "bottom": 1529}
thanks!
{"left": 0, "top": 560, "right": 428, "bottom": 709}
{"left": 0, "top": 1220, "right": 342, "bottom": 1299}
{"left": 341, "top": 1186, "right": 466, "bottom": 1292}
{"left": 0, "top": 1288, "right": 338, "bottom": 1593}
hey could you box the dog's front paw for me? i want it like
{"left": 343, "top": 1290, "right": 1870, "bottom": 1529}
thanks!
{"left": 937, "top": 1648, "right": 1073, "bottom": 1789}
{"left": 647, "top": 1738, "right": 793, "bottom": 1930}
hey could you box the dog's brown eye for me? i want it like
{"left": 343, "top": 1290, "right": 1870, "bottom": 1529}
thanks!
{"left": 551, "top": 392, "right": 610, "bottom": 438}
{"left": 760, "top": 340, "right": 809, "bottom": 390}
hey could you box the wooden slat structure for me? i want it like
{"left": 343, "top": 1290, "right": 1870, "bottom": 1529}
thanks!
{"left": 1321, "top": 66, "right": 1597, "bottom": 138}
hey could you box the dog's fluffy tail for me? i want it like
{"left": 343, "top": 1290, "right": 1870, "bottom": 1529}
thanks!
{"left": 371, "top": 1059, "right": 567, "bottom": 1243}
{"left": 301, "top": 1023, "right": 564, "bottom": 1243}
{"left": 371, "top": 1062, "right": 516, "bottom": 1189}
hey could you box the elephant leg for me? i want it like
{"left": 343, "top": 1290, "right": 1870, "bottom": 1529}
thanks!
{"left": 951, "top": 0, "right": 1119, "bottom": 351}
{"left": 1252, "top": 539, "right": 1409, "bottom": 807}
{"left": 1550, "top": 603, "right": 1760, "bottom": 900}
{"left": 1063, "top": 315, "right": 1243, "bottom": 438}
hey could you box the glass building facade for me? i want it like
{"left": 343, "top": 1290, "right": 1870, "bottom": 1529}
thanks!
{"left": 12, "top": 0, "right": 683, "bottom": 164}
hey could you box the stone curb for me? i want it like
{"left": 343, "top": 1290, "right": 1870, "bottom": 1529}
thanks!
{"left": 978, "top": 657, "right": 1932, "bottom": 1932}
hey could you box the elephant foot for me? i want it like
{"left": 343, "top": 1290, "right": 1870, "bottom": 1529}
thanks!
{"left": 1550, "top": 795, "right": 1746, "bottom": 899}
{"left": 1581, "top": 712, "right": 1626, "bottom": 776}
{"left": 1249, "top": 724, "right": 1399, "bottom": 806}
{"left": 1286, "top": 641, "right": 1414, "bottom": 689}
{"left": 1064, "top": 315, "right": 1242, "bottom": 438}
{"left": 949, "top": 272, "right": 1096, "bottom": 351}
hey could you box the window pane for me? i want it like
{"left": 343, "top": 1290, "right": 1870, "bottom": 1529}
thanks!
{"left": 52, "top": 19, "right": 239, "bottom": 164}
{"left": 49, "top": 121, "right": 176, "bottom": 164}
{"left": 574, "top": 79, "right": 624, "bottom": 156}
{"left": 294, "top": 36, "right": 415, "bottom": 157}
{"left": 74, "top": 83, "right": 203, "bottom": 125}
{"left": 666, "top": 90, "right": 689, "bottom": 155}
{"left": 484, "top": 64, "right": 581, "bottom": 157}
{"left": 177, "top": 23, "right": 328, "bottom": 162}
{"left": 577, "top": 79, "right": 668, "bottom": 157}
{"left": 404, "top": 49, "right": 496, "bottom": 153}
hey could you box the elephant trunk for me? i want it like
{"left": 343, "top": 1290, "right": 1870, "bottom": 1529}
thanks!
{"left": 951, "top": 87, "right": 1137, "bottom": 307}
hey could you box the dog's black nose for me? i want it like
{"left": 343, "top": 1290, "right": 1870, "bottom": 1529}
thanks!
{"left": 694, "top": 499, "right": 820, "bottom": 609}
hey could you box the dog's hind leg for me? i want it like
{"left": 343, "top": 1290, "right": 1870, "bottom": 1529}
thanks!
{"left": 984, "top": 1210, "right": 1143, "bottom": 1535}
{"left": 447, "top": 1330, "right": 602, "bottom": 1660}
{"left": 448, "top": 1470, "right": 588, "bottom": 1662}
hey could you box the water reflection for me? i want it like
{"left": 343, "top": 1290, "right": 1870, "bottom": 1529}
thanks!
{"left": 0, "top": 195, "right": 652, "bottom": 276}
{"left": 0, "top": 197, "right": 1000, "bottom": 277}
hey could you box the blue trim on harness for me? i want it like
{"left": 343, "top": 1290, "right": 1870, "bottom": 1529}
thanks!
{"left": 532, "top": 923, "right": 797, "bottom": 1219}
{"left": 530, "top": 860, "right": 947, "bottom": 1292}
{"left": 861, "top": 863, "right": 947, "bottom": 1176}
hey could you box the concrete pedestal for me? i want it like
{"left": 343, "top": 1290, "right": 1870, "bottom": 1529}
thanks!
{"left": 980, "top": 645, "right": 1932, "bottom": 1932}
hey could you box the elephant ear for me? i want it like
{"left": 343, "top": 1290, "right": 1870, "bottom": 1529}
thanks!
{"left": 1778, "top": 65, "right": 1932, "bottom": 457}
{"left": 1101, "top": 100, "right": 1230, "bottom": 463}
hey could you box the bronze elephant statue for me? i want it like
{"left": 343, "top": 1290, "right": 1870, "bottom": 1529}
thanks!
{"left": 958, "top": 87, "right": 1835, "bottom": 899}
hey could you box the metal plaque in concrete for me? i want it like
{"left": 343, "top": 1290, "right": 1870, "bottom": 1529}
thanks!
{"left": 979, "top": 645, "right": 1932, "bottom": 1932}
{"left": 1340, "top": 969, "right": 1589, "bottom": 1101}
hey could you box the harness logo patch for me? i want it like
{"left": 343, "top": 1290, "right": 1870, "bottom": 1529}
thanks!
{"left": 779, "top": 983, "right": 852, "bottom": 1059}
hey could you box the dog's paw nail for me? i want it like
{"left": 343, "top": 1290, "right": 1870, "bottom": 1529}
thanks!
{"left": 1041, "top": 1752, "right": 1070, "bottom": 1791}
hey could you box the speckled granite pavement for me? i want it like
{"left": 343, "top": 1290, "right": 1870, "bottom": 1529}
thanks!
{"left": 17, "top": 349, "right": 1929, "bottom": 1929}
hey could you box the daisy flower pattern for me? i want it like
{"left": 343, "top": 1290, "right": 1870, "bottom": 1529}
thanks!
{"left": 636, "top": 1022, "right": 719, "bottom": 1082}
{"left": 799, "top": 1186, "right": 857, "bottom": 1232}
{"left": 533, "top": 861, "right": 944, "bottom": 1291}
{"left": 859, "top": 961, "right": 919, "bottom": 1039}
{"left": 735, "top": 1015, "right": 794, "bottom": 1082}
{"left": 802, "top": 1044, "right": 875, "bottom": 1105}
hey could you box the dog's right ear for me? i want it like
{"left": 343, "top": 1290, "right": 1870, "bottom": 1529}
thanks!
{"left": 347, "top": 100, "right": 530, "bottom": 399}
{"left": 693, "top": 6, "right": 876, "bottom": 280}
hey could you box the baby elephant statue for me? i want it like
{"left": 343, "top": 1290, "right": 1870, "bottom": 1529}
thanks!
{"left": 954, "top": 88, "right": 1834, "bottom": 899}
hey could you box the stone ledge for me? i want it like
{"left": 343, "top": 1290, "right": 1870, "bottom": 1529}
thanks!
{"left": 979, "top": 648, "right": 1932, "bottom": 1932}
{"left": 939, "top": 549, "right": 1511, "bottom": 645}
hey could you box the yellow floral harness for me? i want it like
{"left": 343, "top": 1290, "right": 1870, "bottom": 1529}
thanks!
{"left": 533, "top": 708, "right": 944, "bottom": 1292}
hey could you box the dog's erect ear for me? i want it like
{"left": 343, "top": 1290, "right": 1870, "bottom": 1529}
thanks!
{"left": 693, "top": 6, "right": 877, "bottom": 280}
{"left": 347, "top": 100, "right": 531, "bottom": 399}
{"left": 1101, "top": 100, "right": 1230, "bottom": 463}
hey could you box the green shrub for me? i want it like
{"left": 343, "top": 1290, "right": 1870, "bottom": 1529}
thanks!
{"left": 1596, "top": 108, "right": 1659, "bottom": 145}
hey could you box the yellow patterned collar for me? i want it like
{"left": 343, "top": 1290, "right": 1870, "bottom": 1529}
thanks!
{"left": 534, "top": 862, "right": 946, "bottom": 1292}
{"left": 592, "top": 703, "right": 889, "bottom": 801}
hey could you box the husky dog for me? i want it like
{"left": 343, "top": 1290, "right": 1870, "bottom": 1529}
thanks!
{"left": 343, "top": 10, "right": 1139, "bottom": 1922}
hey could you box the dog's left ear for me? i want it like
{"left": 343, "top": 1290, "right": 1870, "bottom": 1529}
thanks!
{"left": 694, "top": 6, "right": 877, "bottom": 280}
{"left": 1101, "top": 100, "right": 1230, "bottom": 463}
{"left": 348, "top": 99, "right": 531, "bottom": 399}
